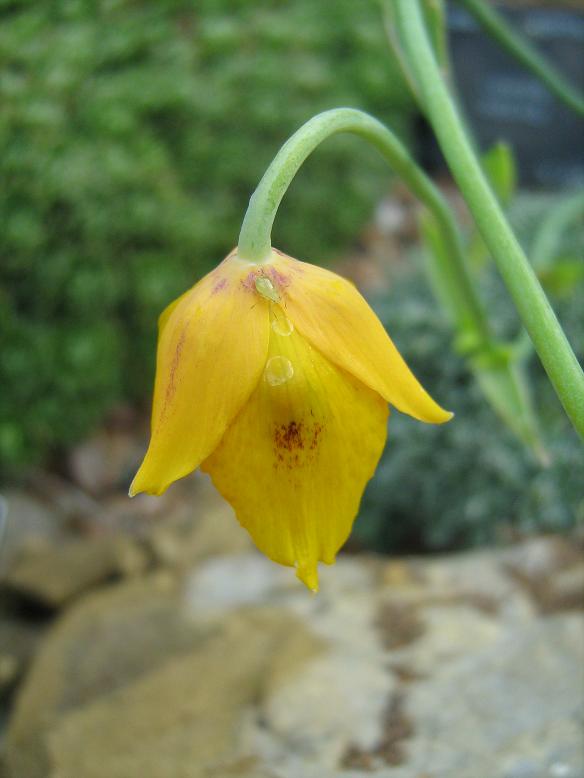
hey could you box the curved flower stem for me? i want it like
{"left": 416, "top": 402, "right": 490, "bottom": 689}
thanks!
{"left": 394, "top": 0, "right": 584, "bottom": 439}
{"left": 455, "top": 0, "right": 584, "bottom": 118}
{"left": 238, "top": 107, "right": 490, "bottom": 342}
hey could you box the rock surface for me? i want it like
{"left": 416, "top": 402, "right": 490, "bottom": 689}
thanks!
{"left": 3, "top": 572, "right": 322, "bottom": 778}
{"left": 2, "top": 525, "right": 582, "bottom": 778}
{"left": 3, "top": 535, "right": 149, "bottom": 608}
{"left": 184, "top": 544, "right": 584, "bottom": 778}
{"left": 0, "top": 491, "right": 68, "bottom": 576}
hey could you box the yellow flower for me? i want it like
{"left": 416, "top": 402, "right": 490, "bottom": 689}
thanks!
{"left": 130, "top": 248, "right": 452, "bottom": 591}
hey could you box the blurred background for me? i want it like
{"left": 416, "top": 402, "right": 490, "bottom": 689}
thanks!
{"left": 1, "top": 1, "right": 583, "bottom": 777}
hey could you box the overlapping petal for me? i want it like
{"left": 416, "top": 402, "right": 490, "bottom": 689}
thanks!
{"left": 130, "top": 253, "right": 270, "bottom": 496}
{"left": 201, "top": 319, "right": 388, "bottom": 591}
{"left": 269, "top": 250, "right": 452, "bottom": 424}
{"left": 131, "top": 246, "right": 452, "bottom": 591}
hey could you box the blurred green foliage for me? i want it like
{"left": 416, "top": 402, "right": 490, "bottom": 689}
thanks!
{"left": 357, "top": 194, "right": 584, "bottom": 552}
{"left": 0, "top": 0, "right": 413, "bottom": 473}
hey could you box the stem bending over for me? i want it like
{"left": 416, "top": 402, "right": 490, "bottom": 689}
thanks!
{"left": 238, "top": 108, "right": 489, "bottom": 342}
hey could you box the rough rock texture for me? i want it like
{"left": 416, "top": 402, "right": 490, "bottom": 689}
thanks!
{"left": 1, "top": 475, "right": 251, "bottom": 611}
{"left": 184, "top": 538, "right": 584, "bottom": 778}
{"left": 0, "top": 616, "right": 42, "bottom": 700}
{"left": 2, "top": 517, "right": 583, "bottom": 778}
{"left": 3, "top": 535, "right": 149, "bottom": 608}
{"left": 3, "top": 574, "right": 322, "bottom": 778}
{"left": 0, "top": 491, "right": 68, "bottom": 576}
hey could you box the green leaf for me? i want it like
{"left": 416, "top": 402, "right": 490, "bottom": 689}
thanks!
{"left": 471, "top": 353, "right": 548, "bottom": 465}
{"left": 482, "top": 141, "right": 517, "bottom": 207}
{"left": 420, "top": 209, "right": 546, "bottom": 461}
{"left": 538, "top": 256, "right": 584, "bottom": 298}
{"left": 469, "top": 142, "right": 517, "bottom": 267}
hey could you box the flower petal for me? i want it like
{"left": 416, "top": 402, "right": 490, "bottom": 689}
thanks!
{"left": 201, "top": 321, "right": 388, "bottom": 591}
{"left": 130, "top": 253, "right": 270, "bottom": 496}
{"left": 270, "top": 251, "right": 452, "bottom": 424}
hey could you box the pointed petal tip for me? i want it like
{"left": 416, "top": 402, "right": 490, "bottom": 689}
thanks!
{"left": 296, "top": 562, "right": 319, "bottom": 593}
{"left": 128, "top": 471, "right": 170, "bottom": 498}
{"left": 414, "top": 405, "right": 454, "bottom": 425}
{"left": 128, "top": 477, "right": 140, "bottom": 498}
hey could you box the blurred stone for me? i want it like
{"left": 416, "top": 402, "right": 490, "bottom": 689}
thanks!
{"left": 397, "top": 614, "right": 584, "bottom": 778}
{"left": 185, "top": 539, "right": 584, "bottom": 778}
{"left": 3, "top": 535, "right": 149, "bottom": 608}
{"left": 0, "top": 654, "right": 18, "bottom": 692}
{"left": 100, "top": 490, "right": 179, "bottom": 534}
{"left": 3, "top": 533, "right": 583, "bottom": 778}
{"left": 381, "top": 560, "right": 419, "bottom": 588}
{"left": 0, "top": 616, "right": 43, "bottom": 699}
{"left": 548, "top": 565, "right": 584, "bottom": 611}
{"left": 30, "top": 471, "right": 102, "bottom": 522}
{"left": 199, "top": 760, "right": 281, "bottom": 778}
{"left": 185, "top": 553, "right": 293, "bottom": 616}
{"left": 3, "top": 577, "right": 320, "bottom": 778}
{"left": 145, "top": 495, "right": 253, "bottom": 572}
{"left": 188, "top": 554, "right": 396, "bottom": 769}
{"left": 95, "top": 473, "right": 251, "bottom": 569}
{"left": 67, "top": 427, "right": 144, "bottom": 496}
{"left": 502, "top": 536, "right": 584, "bottom": 613}
{"left": 376, "top": 600, "right": 426, "bottom": 650}
{"left": 0, "top": 490, "right": 68, "bottom": 575}
{"left": 182, "top": 493, "right": 254, "bottom": 562}
{"left": 3, "top": 575, "right": 198, "bottom": 777}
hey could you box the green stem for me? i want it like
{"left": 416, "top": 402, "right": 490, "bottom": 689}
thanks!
{"left": 380, "top": 0, "right": 421, "bottom": 103}
{"left": 394, "top": 0, "right": 584, "bottom": 439}
{"left": 422, "top": 0, "right": 449, "bottom": 75}
{"left": 381, "top": 0, "right": 479, "bottom": 157}
{"left": 455, "top": 0, "right": 584, "bottom": 117}
{"left": 238, "top": 108, "right": 490, "bottom": 341}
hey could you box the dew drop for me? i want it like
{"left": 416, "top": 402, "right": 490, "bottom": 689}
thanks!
{"left": 255, "top": 276, "right": 280, "bottom": 303}
{"left": 270, "top": 305, "right": 294, "bottom": 336}
{"left": 264, "top": 355, "right": 294, "bottom": 386}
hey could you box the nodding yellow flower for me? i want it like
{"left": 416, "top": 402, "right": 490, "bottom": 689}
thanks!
{"left": 130, "top": 248, "right": 452, "bottom": 591}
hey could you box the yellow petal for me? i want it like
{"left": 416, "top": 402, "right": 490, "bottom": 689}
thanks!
{"left": 130, "top": 252, "right": 270, "bottom": 496}
{"left": 201, "top": 318, "right": 388, "bottom": 591}
{"left": 157, "top": 287, "right": 192, "bottom": 333}
{"left": 269, "top": 250, "right": 452, "bottom": 424}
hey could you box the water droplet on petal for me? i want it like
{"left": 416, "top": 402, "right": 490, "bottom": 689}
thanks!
{"left": 255, "top": 276, "right": 280, "bottom": 303}
{"left": 270, "top": 305, "right": 294, "bottom": 336}
{"left": 264, "top": 356, "right": 294, "bottom": 386}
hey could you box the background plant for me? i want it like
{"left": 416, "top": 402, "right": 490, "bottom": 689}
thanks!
{"left": 357, "top": 209, "right": 584, "bottom": 551}
{"left": 1, "top": 0, "right": 582, "bottom": 555}
{"left": 0, "top": 0, "right": 412, "bottom": 473}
